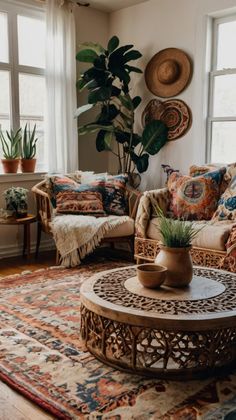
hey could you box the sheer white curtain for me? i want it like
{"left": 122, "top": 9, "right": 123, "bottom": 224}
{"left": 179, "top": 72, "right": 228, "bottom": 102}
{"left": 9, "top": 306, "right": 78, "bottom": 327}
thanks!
{"left": 45, "top": 0, "right": 78, "bottom": 173}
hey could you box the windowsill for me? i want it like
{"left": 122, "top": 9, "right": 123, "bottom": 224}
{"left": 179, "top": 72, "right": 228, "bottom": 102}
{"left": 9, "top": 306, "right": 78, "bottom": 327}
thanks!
{"left": 0, "top": 172, "right": 46, "bottom": 183}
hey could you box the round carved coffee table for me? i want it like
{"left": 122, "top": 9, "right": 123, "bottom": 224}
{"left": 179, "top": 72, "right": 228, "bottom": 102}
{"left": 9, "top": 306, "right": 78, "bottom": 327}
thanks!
{"left": 80, "top": 266, "right": 236, "bottom": 379}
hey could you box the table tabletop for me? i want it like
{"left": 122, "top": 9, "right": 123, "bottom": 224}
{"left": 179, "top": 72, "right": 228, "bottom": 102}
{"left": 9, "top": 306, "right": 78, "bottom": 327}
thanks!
{"left": 81, "top": 265, "right": 236, "bottom": 329}
{"left": 0, "top": 214, "right": 36, "bottom": 225}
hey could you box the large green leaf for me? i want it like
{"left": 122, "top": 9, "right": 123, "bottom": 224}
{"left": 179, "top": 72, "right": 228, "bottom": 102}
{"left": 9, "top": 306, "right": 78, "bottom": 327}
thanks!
{"left": 119, "top": 94, "right": 133, "bottom": 111}
{"left": 94, "top": 55, "right": 106, "bottom": 70}
{"left": 125, "top": 65, "right": 143, "bottom": 74}
{"left": 132, "top": 96, "right": 142, "bottom": 109}
{"left": 123, "top": 50, "right": 142, "bottom": 63}
{"left": 77, "top": 42, "right": 105, "bottom": 55}
{"left": 74, "top": 103, "right": 94, "bottom": 118}
{"left": 76, "top": 49, "right": 99, "bottom": 63}
{"left": 137, "top": 154, "right": 149, "bottom": 173}
{"left": 107, "top": 36, "right": 119, "bottom": 53}
{"left": 97, "top": 104, "right": 119, "bottom": 123}
{"left": 115, "top": 131, "right": 131, "bottom": 144}
{"left": 78, "top": 123, "right": 113, "bottom": 136}
{"left": 88, "top": 86, "right": 112, "bottom": 104}
{"left": 141, "top": 120, "right": 168, "bottom": 155}
{"left": 96, "top": 130, "right": 114, "bottom": 152}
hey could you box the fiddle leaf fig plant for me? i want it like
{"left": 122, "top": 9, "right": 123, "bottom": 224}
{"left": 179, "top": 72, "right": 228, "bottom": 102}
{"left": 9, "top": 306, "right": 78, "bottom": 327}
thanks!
{"left": 76, "top": 35, "right": 168, "bottom": 174}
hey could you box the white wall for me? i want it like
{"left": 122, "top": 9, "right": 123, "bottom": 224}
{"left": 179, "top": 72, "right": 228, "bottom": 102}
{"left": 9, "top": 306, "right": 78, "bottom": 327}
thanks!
{"left": 75, "top": 6, "right": 109, "bottom": 173}
{"left": 109, "top": 0, "right": 236, "bottom": 190}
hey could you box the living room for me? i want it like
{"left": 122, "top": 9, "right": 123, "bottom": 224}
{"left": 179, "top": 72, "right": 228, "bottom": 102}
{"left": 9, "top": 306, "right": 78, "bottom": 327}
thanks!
{"left": 0, "top": 0, "right": 236, "bottom": 418}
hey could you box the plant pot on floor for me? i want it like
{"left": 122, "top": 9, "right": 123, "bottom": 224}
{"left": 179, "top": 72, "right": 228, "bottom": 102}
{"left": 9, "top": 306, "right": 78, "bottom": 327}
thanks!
{"left": 1, "top": 159, "right": 19, "bottom": 174}
{"left": 20, "top": 158, "right": 36, "bottom": 173}
{"left": 155, "top": 245, "right": 193, "bottom": 288}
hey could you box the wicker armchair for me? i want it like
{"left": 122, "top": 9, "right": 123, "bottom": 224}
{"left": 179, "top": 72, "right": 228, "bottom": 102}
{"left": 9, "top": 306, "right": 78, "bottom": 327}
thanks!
{"left": 32, "top": 179, "right": 142, "bottom": 260}
{"left": 134, "top": 188, "right": 236, "bottom": 273}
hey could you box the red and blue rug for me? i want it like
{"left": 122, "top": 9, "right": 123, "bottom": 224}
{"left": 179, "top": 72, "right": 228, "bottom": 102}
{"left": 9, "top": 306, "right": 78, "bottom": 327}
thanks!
{"left": 0, "top": 259, "right": 235, "bottom": 419}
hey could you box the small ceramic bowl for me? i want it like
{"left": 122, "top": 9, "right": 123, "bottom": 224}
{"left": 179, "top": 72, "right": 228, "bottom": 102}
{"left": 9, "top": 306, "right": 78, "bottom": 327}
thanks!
{"left": 137, "top": 263, "right": 167, "bottom": 289}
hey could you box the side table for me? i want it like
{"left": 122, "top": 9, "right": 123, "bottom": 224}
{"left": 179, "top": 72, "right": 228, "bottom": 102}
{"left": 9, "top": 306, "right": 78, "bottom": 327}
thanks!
{"left": 0, "top": 214, "right": 36, "bottom": 259}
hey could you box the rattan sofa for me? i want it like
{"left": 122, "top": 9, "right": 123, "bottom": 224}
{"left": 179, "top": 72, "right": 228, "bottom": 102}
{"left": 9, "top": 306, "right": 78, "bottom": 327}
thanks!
{"left": 134, "top": 187, "right": 236, "bottom": 272}
{"left": 32, "top": 178, "right": 141, "bottom": 261}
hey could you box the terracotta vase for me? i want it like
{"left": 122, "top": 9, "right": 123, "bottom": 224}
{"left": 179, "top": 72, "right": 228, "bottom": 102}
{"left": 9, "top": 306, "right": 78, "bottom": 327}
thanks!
{"left": 1, "top": 159, "right": 19, "bottom": 174}
{"left": 155, "top": 246, "right": 193, "bottom": 288}
{"left": 20, "top": 158, "right": 36, "bottom": 173}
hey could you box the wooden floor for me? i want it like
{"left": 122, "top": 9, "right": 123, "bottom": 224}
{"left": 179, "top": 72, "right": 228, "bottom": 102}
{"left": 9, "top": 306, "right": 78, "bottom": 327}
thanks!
{"left": 0, "top": 250, "right": 57, "bottom": 277}
{"left": 0, "top": 252, "right": 57, "bottom": 420}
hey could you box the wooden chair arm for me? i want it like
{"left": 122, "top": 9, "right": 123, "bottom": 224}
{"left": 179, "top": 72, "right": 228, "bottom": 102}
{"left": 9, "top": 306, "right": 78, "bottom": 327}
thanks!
{"left": 32, "top": 181, "right": 53, "bottom": 234}
{"left": 126, "top": 185, "right": 143, "bottom": 220}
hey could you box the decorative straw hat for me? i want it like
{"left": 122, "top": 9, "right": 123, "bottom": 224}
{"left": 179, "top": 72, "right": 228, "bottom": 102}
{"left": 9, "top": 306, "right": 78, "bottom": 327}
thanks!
{"left": 145, "top": 48, "right": 192, "bottom": 97}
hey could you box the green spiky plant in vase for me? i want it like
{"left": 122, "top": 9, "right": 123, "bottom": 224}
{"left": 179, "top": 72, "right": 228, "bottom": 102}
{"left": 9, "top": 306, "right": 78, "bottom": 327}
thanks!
{"left": 153, "top": 203, "right": 202, "bottom": 288}
{"left": 76, "top": 36, "right": 168, "bottom": 187}
{"left": 20, "top": 124, "right": 39, "bottom": 173}
{"left": 0, "top": 128, "right": 21, "bottom": 173}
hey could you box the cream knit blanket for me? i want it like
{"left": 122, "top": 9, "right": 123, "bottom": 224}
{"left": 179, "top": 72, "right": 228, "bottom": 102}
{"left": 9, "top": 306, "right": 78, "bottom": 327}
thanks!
{"left": 51, "top": 214, "right": 131, "bottom": 267}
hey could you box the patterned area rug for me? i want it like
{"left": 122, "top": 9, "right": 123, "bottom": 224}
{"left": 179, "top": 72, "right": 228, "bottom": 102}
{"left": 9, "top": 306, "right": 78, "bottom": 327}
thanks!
{"left": 0, "top": 259, "right": 236, "bottom": 419}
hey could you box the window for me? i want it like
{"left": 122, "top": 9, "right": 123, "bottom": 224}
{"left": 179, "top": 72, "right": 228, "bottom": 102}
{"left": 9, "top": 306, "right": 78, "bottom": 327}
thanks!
{"left": 208, "top": 15, "right": 236, "bottom": 164}
{"left": 0, "top": 1, "right": 46, "bottom": 172}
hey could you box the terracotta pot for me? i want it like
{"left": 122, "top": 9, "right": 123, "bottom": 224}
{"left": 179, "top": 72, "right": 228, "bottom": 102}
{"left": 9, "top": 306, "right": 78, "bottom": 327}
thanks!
{"left": 155, "top": 246, "right": 193, "bottom": 288}
{"left": 1, "top": 159, "right": 19, "bottom": 174}
{"left": 20, "top": 158, "right": 36, "bottom": 173}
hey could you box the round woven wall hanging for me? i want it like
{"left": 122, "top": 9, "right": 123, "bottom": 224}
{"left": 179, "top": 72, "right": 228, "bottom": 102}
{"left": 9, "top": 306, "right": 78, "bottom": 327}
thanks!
{"left": 142, "top": 99, "right": 192, "bottom": 141}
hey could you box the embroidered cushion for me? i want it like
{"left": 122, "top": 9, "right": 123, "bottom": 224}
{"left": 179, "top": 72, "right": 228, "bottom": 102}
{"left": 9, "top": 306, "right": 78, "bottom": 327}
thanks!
{"left": 189, "top": 164, "right": 228, "bottom": 195}
{"left": 55, "top": 191, "right": 105, "bottom": 215}
{"left": 167, "top": 168, "right": 226, "bottom": 220}
{"left": 212, "top": 175, "right": 236, "bottom": 221}
{"left": 102, "top": 174, "right": 128, "bottom": 216}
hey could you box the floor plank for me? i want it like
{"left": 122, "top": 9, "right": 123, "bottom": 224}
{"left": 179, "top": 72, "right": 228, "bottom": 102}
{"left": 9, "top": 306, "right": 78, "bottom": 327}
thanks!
{"left": 0, "top": 381, "right": 54, "bottom": 420}
{"left": 0, "top": 251, "right": 57, "bottom": 277}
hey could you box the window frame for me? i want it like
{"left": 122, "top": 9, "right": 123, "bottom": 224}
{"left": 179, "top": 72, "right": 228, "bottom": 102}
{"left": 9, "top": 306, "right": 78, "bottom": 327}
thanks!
{"left": 207, "top": 13, "right": 236, "bottom": 162}
{"left": 0, "top": 0, "right": 46, "bottom": 171}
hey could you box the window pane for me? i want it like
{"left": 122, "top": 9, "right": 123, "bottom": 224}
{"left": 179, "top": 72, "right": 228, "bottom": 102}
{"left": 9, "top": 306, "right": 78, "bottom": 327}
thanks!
{"left": 0, "top": 12, "right": 9, "bottom": 63}
{"left": 213, "top": 74, "right": 236, "bottom": 117}
{"left": 211, "top": 122, "right": 236, "bottom": 164}
{"left": 18, "top": 15, "right": 45, "bottom": 68}
{"left": 0, "top": 70, "right": 11, "bottom": 131}
{"left": 19, "top": 74, "right": 46, "bottom": 170}
{"left": 217, "top": 20, "right": 236, "bottom": 70}
{"left": 19, "top": 73, "right": 45, "bottom": 116}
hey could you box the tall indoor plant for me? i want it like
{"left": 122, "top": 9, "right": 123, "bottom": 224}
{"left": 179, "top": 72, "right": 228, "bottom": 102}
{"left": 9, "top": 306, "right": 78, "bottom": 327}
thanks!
{"left": 76, "top": 36, "right": 168, "bottom": 182}
{"left": 0, "top": 128, "right": 21, "bottom": 173}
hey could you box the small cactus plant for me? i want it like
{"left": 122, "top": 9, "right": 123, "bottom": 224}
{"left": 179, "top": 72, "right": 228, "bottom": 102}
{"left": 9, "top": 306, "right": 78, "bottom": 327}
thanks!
{"left": 21, "top": 124, "right": 39, "bottom": 159}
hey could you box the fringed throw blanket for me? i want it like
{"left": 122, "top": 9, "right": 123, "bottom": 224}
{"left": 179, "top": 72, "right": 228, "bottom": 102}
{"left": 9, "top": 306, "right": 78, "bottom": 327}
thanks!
{"left": 51, "top": 214, "right": 131, "bottom": 267}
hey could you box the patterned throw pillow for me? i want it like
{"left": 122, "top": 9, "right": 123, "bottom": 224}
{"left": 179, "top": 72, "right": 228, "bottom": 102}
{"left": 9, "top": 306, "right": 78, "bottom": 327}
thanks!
{"left": 189, "top": 164, "right": 228, "bottom": 195}
{"left": 212, "top": 175, "right": 236, "bottom": 221}
{"left": 55, "top": 191, "right": 105, "bottom": 215}
{"left": 167, "top": 168, "right": 226, "bottom": 220}
{"left": 102, "top": 174, "right": 128, "bottom": 216}
{"left": 52, "top": 174, "right": 128, "bottom": 216}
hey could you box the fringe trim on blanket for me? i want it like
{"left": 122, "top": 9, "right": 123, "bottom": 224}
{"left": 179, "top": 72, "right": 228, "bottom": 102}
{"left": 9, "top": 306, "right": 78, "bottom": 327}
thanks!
{"left": 55, "top": 217, "right": 130, "bottom": 267}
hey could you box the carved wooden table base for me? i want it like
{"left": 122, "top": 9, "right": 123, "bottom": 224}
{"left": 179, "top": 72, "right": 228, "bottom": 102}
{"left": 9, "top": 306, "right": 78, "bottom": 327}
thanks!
{"left": 80, "top": 266, "right": 236, "bottom": 379}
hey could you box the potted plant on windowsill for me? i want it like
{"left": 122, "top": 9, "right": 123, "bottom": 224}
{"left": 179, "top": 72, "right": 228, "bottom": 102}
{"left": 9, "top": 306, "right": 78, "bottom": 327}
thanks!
{"left": 0, "top": 128, "right": 21, "bottom": 173}
{"left": 20, "top": 123, "right": 39, "bottom": 173}
{"left": 75, "top": 36, "right": 168, "bottom": 186}
{"left": 153, "top": 204, "right": 202, "bottom": 288}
